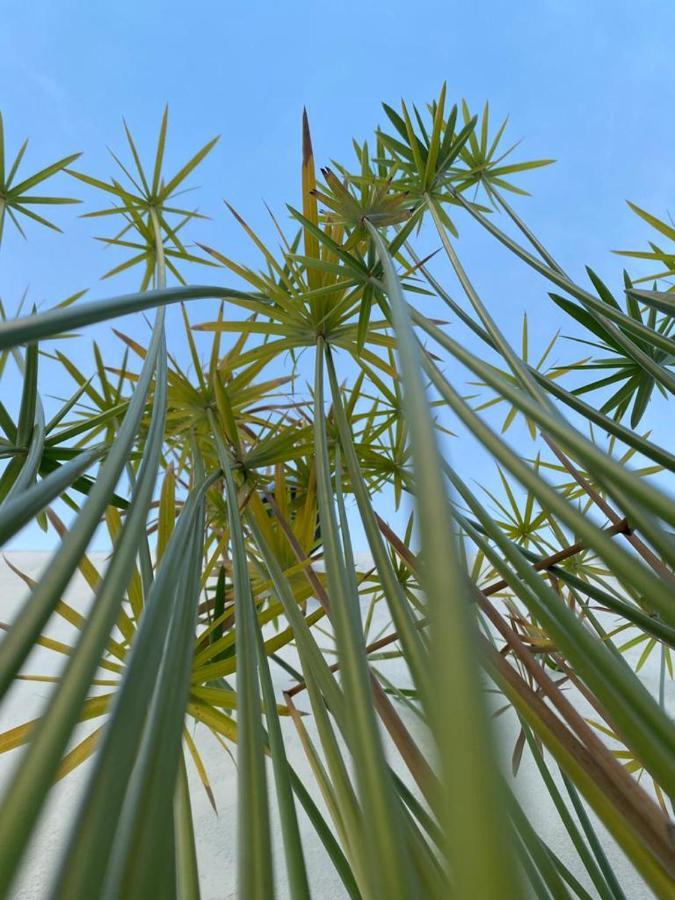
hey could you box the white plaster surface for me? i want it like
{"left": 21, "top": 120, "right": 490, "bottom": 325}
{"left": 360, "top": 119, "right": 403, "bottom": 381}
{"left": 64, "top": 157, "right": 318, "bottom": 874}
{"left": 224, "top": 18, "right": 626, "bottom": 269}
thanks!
{"left": 0, "top": 552, "right": 664, "bottom": 898}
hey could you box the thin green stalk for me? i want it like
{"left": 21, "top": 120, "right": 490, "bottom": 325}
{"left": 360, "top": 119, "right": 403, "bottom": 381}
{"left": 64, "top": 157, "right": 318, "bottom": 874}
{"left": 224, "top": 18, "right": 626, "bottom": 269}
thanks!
{"left": 413, "top": 314, "right": 675, "bottom": 619}
{"left": 0, "top": 319, "right": 167, "bottom": 896}
{"left": 222, "top": 449, "right": 275, "bottom": 900}
{"left": 560, "top": 773, "right": 628, "bottom": 900}
{"left": 490, "top": 186, "right": 567, "bottom": 276}
{"left": 484, "top": 643, "right": 674, "bottom": 895}
{"left": 427, "top": 193, "right": 555, "bottom": 412}
{"left": 0, "top": 447, "right": 99, "bottom": 545}
{"left": 254, "top": 615, "right": 311, "bottom": 899}
{"left": 0, "top": 285, "right": 245, "bottom": 351}
{"left": 506, "top": 787, "right": 572, "bottom": 900}
{"left": 429, "top": 419, "right": 675, "bottom": 797}
{"left": 314, "top": 337, "right": 415, "bottom": 900}
{"left": 174, "top": 754, "right": 201, "bottom": 900}
{"left": 288, "top": 770, "right": 363, "bottom": 900}
{"left": 245, "top": 509, "right": 369, "bottom": 885}
{"left": 101, "top": 513, "right": 206, "bottom": 899}
{"left": 325, "top": 346, "right": 430, "bottom": 705}
{"left": 450, "top": 187, "right": 675, "bottom": 386}
{"left": 407, "top": 248, "right": 675, "bottom": 473}
{"left": 366, "top": 217, "right": 521, "bottom": 899}
{"left": 522, "top": 725, "right": 617, "bottom": 900}
{"left": 0, "top": 312, "right": 165, "bottom": 700}
{"left": 51, "top": 472, "right": 217, "bottom": 899}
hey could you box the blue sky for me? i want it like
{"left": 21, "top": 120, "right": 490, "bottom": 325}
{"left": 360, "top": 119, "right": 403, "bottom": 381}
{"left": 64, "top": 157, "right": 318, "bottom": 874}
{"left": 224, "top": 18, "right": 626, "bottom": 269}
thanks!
{"left": 1, "top": 0, "right": 674, "bottom": 549}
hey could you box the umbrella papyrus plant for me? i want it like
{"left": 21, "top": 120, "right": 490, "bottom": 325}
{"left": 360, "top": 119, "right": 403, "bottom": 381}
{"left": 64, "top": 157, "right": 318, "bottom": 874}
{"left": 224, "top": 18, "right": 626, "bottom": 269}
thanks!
{"left": 0, "top": 94, "right": 674, "bottom": 899}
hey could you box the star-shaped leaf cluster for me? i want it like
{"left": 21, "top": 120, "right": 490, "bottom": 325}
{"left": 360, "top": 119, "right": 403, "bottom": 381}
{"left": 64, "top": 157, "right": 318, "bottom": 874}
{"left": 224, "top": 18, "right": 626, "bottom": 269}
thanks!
{"left": 0, "top": 112, "right": 80, "bottom": 245}
{"left": 67, "top": 107, "right": 219, "bottom": 288}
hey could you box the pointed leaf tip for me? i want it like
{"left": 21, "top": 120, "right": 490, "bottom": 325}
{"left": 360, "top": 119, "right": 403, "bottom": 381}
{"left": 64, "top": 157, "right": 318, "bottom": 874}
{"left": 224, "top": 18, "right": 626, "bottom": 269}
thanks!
{"left": 302, "top": 109, "right": 313, "bottom": 167}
